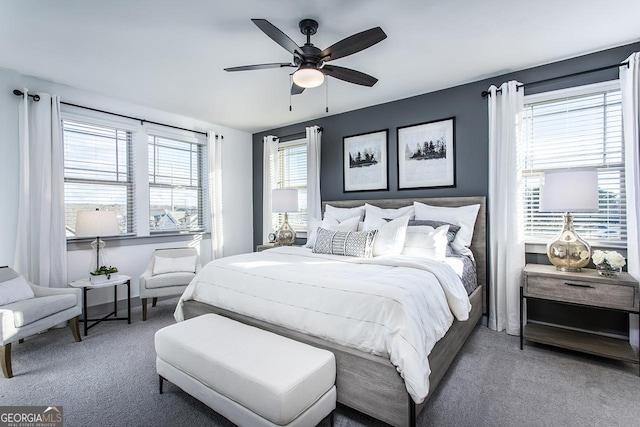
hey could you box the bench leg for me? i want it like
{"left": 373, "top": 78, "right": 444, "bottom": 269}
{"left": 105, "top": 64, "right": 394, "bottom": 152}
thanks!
{"left": 159, "top": 375, "right": 165, "bottom": 394}
{"left": 70, "top": 316, "right": 82, "bottom": 342}
{"left": 142, "top": 298, "right": 148, "bottom": 321}
{"left": 152, "top": 297, "right": 157, "bottom": 307}
{"left": 1, "top": 344, "right": 12, "bottom": 378}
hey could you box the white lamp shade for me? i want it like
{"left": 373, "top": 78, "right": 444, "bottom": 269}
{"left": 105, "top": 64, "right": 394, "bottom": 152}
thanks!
{"left": 292, "top": 67, "right": 325, "bottom": 88}
{"left": 272, "top": 189, "right": 299, "bottom": 213}
{"left": 75, "top": 210, "right": 120, "bottom": 237}
{"left": 539, "top": 169, "right": 599, "bottom": 212}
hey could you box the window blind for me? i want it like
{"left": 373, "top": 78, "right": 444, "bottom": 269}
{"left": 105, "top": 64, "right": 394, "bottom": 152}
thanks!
{"left": 520, "top": 85, "right": 626, "bottom": 244}
{"left": 63, "top": 119, "right": 135, "bottom": 237}
{"left": 274, "top": 141, "right": 307, "bottom": 232}
{"left": 148, "top": 135, "right": 206, "bottom": 232}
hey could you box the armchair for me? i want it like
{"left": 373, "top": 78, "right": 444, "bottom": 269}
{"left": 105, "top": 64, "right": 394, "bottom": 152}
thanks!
{"left": 0, "top": 266, "right": 82, "bottom": 378}
{"left": 139, "top": 248, "right": 201, "bottom": 321}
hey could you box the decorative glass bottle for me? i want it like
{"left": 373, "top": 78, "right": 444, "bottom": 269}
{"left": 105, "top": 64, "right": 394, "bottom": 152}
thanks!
{"left": 546, "top": 213, "right": 591, "bottom": 272}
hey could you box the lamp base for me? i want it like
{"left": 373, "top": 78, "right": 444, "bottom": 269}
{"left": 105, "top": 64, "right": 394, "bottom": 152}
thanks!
{"left": 546, "top": 213, "right": 591, "bottom": 272}
{"left": 275, "top": 213, "right": 296, "bottom": 246}
{"left": 89, "top": 238, "right": 106, "bottom": 273}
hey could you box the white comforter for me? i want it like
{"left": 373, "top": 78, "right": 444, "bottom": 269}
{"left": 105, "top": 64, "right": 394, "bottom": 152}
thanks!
{"left": 174, "top": 246, "right": 472, "bottom": 403}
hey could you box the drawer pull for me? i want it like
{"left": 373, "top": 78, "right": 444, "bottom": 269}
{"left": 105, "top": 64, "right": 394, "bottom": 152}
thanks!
{"left": 563, "top": 282, "right": 593, "bottom": 289}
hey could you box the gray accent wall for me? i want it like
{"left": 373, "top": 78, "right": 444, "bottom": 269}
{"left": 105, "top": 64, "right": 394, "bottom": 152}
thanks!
{"left": 253, "top": 41, "right": 640, "bottom": 247}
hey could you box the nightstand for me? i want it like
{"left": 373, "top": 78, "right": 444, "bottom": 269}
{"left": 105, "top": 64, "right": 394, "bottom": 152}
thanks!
{"left": 521, "top": 264, "right": 639, "bottom": 374}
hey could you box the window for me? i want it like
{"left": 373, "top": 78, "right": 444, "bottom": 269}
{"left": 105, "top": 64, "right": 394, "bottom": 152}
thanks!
{"left": 148, "top": 135, "right": 206, "bottom": 232}
{"left": 520, "top": 81, "right": 626, "bottom": 245}
{"left": 274, "top": 139, "right": 307, "bottom": 233}
{"left": 63, "top": 119, "right": 134, "bottom": 237}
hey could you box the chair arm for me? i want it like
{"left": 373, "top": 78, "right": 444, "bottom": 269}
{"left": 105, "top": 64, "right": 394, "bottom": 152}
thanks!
{"left": 29, "top": 284, "right": 82, "bottom": 310}
{"left": 1, "top": 309, "right": 17, "bottom": 345}
{"left": 139, "top": 270, "right": 153, "bottom": 292}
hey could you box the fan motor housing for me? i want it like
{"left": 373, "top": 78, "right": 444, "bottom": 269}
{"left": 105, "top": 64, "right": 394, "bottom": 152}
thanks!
{"left": 299, "top": 19, "right": 318, "bottom": 36}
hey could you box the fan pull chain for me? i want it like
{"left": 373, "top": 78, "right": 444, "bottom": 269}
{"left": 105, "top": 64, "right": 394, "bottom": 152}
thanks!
{"left": 325, "top": 78, "right": 329, "bottom": 113}
{"left": 289, "top": 75, "right": 292, "bottom": 112}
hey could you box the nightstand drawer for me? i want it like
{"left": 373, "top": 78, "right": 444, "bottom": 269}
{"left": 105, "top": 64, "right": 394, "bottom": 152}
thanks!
{"left": 525, "top": 275, "right": 636, "bottom": 311}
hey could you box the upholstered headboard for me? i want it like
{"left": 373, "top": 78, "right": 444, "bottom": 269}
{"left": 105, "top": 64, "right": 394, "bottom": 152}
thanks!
{"left": 322, "top": 196, "right": 487, "bottom": 314}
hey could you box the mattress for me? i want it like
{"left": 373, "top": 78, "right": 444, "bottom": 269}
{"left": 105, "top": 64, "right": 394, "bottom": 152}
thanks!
{"left": 174, "top": 246, "right": 472, "bottom": 403}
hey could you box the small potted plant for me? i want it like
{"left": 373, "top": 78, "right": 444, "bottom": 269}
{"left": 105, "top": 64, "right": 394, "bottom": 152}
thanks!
{"left": 591, "top": 250, "right": 625, "bottom": 277}
{"left": 90, "top": 266, "right": 119, "bottom": 284}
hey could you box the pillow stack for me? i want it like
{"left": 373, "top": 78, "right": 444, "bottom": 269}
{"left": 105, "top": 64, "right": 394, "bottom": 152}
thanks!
{"left": 413, "top": 202, "right": 480, "bottom": 258}
{"left": 307, "top": 202, "right": 480, "bottom": 261}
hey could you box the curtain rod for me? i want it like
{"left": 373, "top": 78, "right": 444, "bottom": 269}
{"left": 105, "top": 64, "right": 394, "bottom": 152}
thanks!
{"left": 480, "top": 61, "right": 629, "bottom": 97}
{"left": 12, "top": 90, "right": 220, "bottom": 139}
{"left": 12, "top": 89, "right": 40, "bottom": 101}
{"left": 272, "top": 126, "right": 323, "bottom": 142}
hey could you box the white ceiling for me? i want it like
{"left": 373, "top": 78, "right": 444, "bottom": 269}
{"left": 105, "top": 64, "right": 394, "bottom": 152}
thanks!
{"left": 1, "top": 0, "right": 638, "bottom": 133}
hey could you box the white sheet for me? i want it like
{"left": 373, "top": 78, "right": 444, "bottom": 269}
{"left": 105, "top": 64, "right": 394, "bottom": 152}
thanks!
{"left": 175, "top": 246, "right": 471, "bottom": 403}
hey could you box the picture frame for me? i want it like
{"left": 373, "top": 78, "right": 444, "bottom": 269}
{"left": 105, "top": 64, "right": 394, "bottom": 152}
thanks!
{"left": 343, "top": 129, "right": 389, "bottom": 192}
{"left": 397, "top": 117, "right": 456, "bottom": 190}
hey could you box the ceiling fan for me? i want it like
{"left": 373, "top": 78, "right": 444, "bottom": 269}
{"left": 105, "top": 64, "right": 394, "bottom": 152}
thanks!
{"left": 224, "top": 18, "right": 387, "bottom": 95}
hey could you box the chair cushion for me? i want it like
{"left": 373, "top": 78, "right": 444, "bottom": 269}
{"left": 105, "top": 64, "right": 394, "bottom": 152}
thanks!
{"left": 4, "top": 294, "right": 78, "bottom": 327}
{"left": 144, "top": 272, "right": 195, "bottom": 289}
{"left": 155, "top": 314, "right": 336, "bottom": 425}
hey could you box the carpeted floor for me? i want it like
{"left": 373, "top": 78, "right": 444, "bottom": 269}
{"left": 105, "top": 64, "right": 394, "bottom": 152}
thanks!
{"left": 1, "top": 298, "right": 638, "bottom": 426}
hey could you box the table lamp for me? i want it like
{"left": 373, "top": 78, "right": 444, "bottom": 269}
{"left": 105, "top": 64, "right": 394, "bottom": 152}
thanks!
{"left": 539, "top": 169, "right": 599, "bottom": 272}
{"left": 75, "top": 209, "right": 120, "bottom": 273}
{"left": 272, "top": 188, "right": 298, "bottom": 246}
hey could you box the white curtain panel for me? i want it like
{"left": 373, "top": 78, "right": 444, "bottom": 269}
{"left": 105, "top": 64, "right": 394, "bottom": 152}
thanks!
{"left": 14, "top": 91, "right": 67, "bottom": 288}
{"left": 620, "top": 52, "right": 640, "bottom": 351}
{"left": 487, "top": 81, "right": 525, "bottom": 335}
{"left": 262, "top": 135, "right": 280, "bottom": 243}
{"left": 306, "top": 125, "right": 322, "bottom": 233}
{"left": 207, "top": 132, "right": 224, "bottom": 259}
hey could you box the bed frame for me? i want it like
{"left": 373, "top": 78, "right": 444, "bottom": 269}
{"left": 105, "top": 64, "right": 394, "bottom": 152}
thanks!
{"left": 183, "top": 196, "right": 487, "bottom": 427}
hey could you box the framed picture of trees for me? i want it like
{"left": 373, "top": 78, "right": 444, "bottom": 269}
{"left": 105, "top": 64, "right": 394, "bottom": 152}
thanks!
{"left": 397, "top": 117, "right": 455, "bottom": 190}
{"left": 343, "top": 129, "right": 389, "bottom": 192}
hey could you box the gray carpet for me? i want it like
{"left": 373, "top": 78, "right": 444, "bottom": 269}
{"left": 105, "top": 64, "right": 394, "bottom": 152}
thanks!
{"left": 1, "top": 298, "right": 639, "bottom": 427}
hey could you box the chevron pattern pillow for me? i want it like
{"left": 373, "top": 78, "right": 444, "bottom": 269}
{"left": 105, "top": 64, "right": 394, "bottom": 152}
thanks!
{"left": 312, "top": 228, "right": 377, "bottom": 258}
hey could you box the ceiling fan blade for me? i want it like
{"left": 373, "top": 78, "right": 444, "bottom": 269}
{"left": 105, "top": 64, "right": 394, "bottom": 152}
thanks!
{"left": 320, "top": 27, "right": 387, "bottom": 62}
{"left": 291, "top": 83, "right": 305, "bottom": 95}
{"left": 224, "top": 63, "right": 295, "bottom": 72}
{"left": 251, "top": 19, "right": 304, "bottom": 57}
{"left": 322, "top": 65, "right": 378, "bottom": 87}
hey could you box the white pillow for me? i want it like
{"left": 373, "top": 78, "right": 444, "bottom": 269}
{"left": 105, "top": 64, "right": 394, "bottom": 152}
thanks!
{"left": 363, "top": 215, "right": 410, "bottom": 256}
{"left": 0, "top": 275, "right": 35, "bottom": 306}
{"left": 402, "top": 224, "right": 450, "bottom": 260}
{"left": 305, "top": 215, "right": 360, "bottom": 248}
{"left": 413, "top": 202, "right": 481, "bottom": 256}
{"left": 364, "top": 203, "right": 414, "bottom": 220}
{"left": 325, "top": 204, "right": 365, "bottom": 222}
{"left": 153, "top": 255, "right": 198, "bottom": 275}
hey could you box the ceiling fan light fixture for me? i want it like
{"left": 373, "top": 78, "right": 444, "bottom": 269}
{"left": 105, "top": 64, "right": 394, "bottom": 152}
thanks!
{"left": 292, "top": 67, "right": 324, "bottom": 88}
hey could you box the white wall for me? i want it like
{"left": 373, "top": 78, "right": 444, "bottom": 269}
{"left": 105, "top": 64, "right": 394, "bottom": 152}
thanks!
{"left": 0, "top": 66, "right": 253, "bottom": 306}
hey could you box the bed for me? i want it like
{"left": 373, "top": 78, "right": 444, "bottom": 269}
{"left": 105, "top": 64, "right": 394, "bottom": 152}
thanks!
{"left": 178, "top": 196, "right": 487, "bottom": 427}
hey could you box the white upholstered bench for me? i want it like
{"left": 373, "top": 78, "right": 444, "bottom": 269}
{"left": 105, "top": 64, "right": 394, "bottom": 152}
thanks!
{"left": 155, "top": 314, "right": 336, "bottom": 426}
